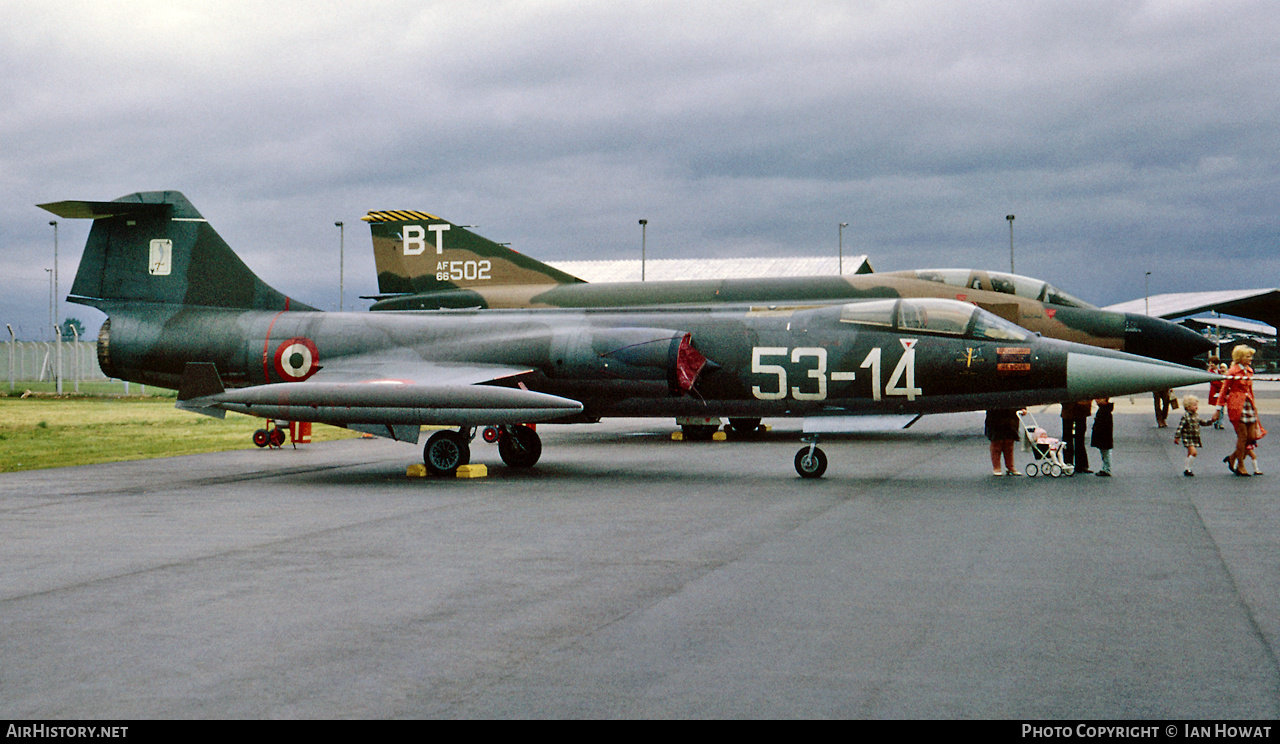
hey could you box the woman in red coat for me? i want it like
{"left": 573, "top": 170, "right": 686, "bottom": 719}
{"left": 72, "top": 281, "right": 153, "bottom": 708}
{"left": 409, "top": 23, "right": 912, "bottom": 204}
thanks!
{"left": 1220, "top": 345, "right": 1257, "bottom": 476}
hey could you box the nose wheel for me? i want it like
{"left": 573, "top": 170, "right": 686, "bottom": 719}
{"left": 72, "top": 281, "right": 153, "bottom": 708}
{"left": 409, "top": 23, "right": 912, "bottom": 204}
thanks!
{"left": 794, "top": 436, "right": 828, "bottom": 478}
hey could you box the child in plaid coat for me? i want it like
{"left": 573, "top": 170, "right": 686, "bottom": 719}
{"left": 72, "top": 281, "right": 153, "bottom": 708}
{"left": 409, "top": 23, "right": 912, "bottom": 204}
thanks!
{"left": 1174, "top": 395, "right": 1219, "bottom": 476}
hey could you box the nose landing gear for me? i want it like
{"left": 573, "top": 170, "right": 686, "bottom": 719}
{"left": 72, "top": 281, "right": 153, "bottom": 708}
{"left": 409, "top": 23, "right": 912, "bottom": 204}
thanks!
{"left": 794, "top": 435, "right": 828, "bottom": 478}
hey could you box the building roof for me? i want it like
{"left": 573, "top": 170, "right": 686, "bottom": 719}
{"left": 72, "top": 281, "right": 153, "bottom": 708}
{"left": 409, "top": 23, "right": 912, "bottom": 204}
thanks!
{"left": 545, "top": 255, "right": 872, "bottom": 283}
{"left": 1179, "top": 316, "right": 1276, "bottom": 337}
{"left": 1104, "top": 288, "right": 1280, "bottom": 329}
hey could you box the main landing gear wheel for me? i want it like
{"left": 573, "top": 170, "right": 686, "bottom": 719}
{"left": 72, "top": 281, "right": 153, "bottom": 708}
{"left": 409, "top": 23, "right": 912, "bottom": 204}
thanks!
{"left": 681, "top": 423, "right": 720, "bottom": 441}
{"left": 498, "top": 425, "right": 542, "bottom": 469}
{"left": 253, "top": 423, "right": 288, "bottom": 448}
{"left": 424, "top": 430, "right": 470, "bottom": 476}
{"left": 794, "top": 446, "right": 828, "bottom": 479}
{"left": 728, "top": 417, "right": 762, "bottom": 435}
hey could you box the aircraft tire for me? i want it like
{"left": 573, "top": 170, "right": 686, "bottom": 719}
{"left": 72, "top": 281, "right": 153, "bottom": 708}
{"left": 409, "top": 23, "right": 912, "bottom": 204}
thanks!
{"left": 794, "top": 446, "right": 828, "bottom": 479}
{"left": 424, "top": 430, "right": 470, "bottom": 476}
{"left": 498, "top": 425, "right": 542, "bottom": 468}
{"left": 269, "top": 428, "right": 287, "bottom": 447}
{"left": 252, "top": 429, "right": 270, "bottom": 448}
{"left": 728, "top": 417, "right": 762, "bottom": 434}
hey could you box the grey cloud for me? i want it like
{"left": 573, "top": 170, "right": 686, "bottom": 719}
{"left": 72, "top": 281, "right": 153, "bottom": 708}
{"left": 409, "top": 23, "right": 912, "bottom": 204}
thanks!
{"left": 3, "top": 0, "right": 1279, "bottom": 338}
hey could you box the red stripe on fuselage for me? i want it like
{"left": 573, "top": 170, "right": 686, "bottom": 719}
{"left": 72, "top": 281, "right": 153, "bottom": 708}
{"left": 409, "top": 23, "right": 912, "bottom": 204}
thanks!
{"left": 262, "top": 307, "right": 290, "bottom": 382}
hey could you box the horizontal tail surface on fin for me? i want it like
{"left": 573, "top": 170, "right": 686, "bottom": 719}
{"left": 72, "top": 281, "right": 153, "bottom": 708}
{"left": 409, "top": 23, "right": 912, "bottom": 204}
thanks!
{"left": 40, "top": 191, "right": 315, "bottom": 312}
{"left": 38, "top": 200, "right": 169, "bottom": 220}
{"left": 363, "top": 210, "right": 583, "bottom": 296}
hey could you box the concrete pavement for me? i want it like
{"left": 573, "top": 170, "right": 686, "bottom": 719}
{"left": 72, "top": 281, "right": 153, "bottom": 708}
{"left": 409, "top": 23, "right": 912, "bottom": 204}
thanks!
{"left": 1, "top": 396, "right": 1277, "bottom": 718}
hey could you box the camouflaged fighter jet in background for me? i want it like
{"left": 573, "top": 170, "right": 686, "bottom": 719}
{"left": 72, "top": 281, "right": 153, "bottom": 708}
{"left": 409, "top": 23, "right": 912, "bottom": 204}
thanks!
{"left": 363, "top": 211, "right": 1214, "bottom": 440}
{"left": 42, "top": 192, "right": 1218, "bottom": 478}
{"left": 362, "top": 211, "right": 1212, "bottom": 364}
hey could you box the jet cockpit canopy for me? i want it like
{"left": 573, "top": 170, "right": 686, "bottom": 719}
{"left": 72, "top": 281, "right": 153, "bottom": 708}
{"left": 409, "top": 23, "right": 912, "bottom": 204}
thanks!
{"left": 838, "top": 298, "right": 1030, "bottom": 341}
{"left": 887, "top": 269, "right": 1094, "bottom": 309}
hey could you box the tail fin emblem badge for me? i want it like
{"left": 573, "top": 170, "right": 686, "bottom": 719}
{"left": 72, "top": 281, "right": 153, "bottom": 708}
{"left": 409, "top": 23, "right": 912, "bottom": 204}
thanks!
{"left": 149, "top": 239, "right": 172, "bottom": 276}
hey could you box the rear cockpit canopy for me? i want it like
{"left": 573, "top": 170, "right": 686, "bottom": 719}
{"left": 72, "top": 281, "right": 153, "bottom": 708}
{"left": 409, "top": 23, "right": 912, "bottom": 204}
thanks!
{"left": 891, "top": 269, "right": 1094, "bottom": 309}
{"left": 839, "top": 298, "right": 1030, "bottom": 341}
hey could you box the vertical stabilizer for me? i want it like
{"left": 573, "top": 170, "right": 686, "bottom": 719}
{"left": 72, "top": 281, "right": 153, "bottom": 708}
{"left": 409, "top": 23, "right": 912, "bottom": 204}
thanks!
{"left": 40, "top": 191, "right": 314, "bottom": 311}
{"left": 363, "top": 210, "right": 583, "bottom": 295}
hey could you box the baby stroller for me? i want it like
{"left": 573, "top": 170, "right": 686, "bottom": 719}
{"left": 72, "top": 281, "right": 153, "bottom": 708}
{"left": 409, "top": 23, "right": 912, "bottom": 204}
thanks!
{"left": 1017, "top": 410, "right": 1075, "bottom": 478}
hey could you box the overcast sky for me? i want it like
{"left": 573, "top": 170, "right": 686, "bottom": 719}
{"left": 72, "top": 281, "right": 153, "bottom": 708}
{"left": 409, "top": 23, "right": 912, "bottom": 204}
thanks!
{"left": 3, "top": 0, "right": 1278, "bottom": 339}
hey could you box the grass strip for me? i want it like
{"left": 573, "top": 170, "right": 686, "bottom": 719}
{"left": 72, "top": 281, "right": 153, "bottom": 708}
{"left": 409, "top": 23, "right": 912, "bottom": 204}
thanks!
{"left": 1, "top": 396, "right": 358, "bottom": 473}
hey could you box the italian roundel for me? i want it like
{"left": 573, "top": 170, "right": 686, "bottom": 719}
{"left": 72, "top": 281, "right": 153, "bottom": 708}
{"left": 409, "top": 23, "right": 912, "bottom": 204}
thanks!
{"left": 274, "top": 337, "right": 320, "bottom": 381}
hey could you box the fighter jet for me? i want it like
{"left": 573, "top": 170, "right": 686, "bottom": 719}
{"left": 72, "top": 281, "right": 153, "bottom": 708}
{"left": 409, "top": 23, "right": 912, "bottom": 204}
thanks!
{"left": 42, "top": 192, "right": 1218, "bottom": 478}
{"left": 363, "top": 211, "right": 1212, "bottom": 365}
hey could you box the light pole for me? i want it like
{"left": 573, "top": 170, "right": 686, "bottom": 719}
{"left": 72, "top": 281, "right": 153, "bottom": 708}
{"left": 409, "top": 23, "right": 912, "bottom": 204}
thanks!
{"left": 335, "top": 221, "right": 345, "bottom": 311}
{"left": 639, "top": 219, "right": 648, "bottom": 281}
{"left": 838, "top": 222, "right": 848, "bottom": 275}
{"left": 1005, "top": 215, "right": 1015, "bottom": 274}
{"left": 46, "top": 269, "right": 53, "bottom": 342}
{"left": 50, "top": 220, "right": 61, "bottom": 393}
{"left": 1145, "top": 271, "right": 1151, "bottom": 316}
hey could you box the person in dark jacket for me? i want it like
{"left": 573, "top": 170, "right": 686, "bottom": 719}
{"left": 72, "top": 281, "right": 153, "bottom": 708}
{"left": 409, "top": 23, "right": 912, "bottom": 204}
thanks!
{"left": 1091, "top": 398, "right": 1114, "bottom": 477}
{"left": 1153, "top": 389, "right": 1173, "bottom": 428}
{"left": 1063, "top": 399, "right": 1093, "bottom": 474}
{"left": 986, "top": 408, "right": 1022, "bottom": 476}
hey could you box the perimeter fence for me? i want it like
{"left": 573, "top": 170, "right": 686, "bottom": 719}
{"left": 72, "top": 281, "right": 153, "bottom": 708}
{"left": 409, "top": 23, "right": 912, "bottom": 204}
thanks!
{"left": 3, "top": 340, "right": 146, "bottom": 394}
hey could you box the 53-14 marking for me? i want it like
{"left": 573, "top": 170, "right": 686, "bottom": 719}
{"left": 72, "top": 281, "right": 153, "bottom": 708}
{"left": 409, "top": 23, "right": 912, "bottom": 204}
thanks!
{"left": 751, "top": 343, "right": 922, "bottom": 402}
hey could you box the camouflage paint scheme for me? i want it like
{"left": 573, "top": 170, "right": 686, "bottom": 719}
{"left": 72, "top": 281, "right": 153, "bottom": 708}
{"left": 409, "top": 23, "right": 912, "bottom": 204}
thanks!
{"left": 42, "top": 192, "right": 1217, "bottom": 477}
{"left": 364, "top": 212, "right": 1212, "bottom": 364}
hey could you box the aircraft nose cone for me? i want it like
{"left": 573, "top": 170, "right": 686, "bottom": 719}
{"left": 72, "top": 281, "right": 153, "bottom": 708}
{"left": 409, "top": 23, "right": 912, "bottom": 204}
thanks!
{"left": 1124, "top": 314, "right": 1215, "bottom": 364}
{"left": 1066, "top": 349, "right": 1220, "bottom": 401}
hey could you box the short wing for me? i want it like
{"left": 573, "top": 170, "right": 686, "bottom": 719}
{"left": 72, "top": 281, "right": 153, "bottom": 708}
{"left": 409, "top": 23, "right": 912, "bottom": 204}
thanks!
{"left": 177, "top": 358, "right": 583, "bottom": 441}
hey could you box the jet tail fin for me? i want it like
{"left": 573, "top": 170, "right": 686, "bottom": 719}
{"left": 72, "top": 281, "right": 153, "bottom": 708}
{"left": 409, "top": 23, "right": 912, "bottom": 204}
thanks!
{"left": 40, "top": 191, "right": 315, "bottom": 312}
{"left": 362, "top": 210, "right": 583, "bottom": 296}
